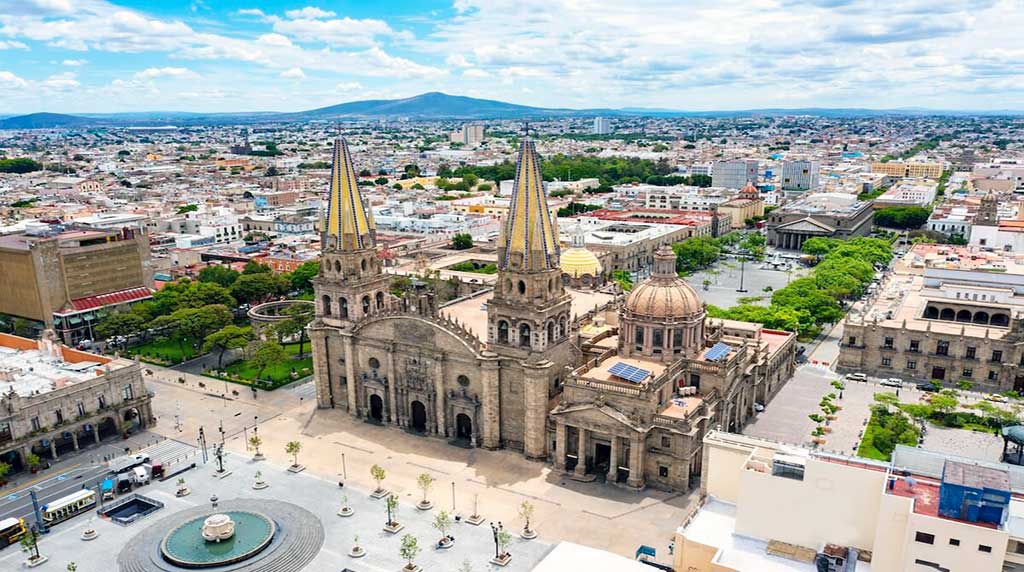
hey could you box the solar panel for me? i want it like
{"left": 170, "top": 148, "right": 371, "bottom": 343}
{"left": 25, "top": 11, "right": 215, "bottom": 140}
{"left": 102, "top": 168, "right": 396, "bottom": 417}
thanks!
{"left": 704, "top": 342, "right": 733, "bottom": 362}
{"left": 609, "top": 362, "right": 651, "bottom": 383}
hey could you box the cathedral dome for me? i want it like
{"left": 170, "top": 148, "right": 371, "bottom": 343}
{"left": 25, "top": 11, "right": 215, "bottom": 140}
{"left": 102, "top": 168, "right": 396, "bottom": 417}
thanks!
{"left": 560, "top": 247, "right": 602, "bottom": 278}
{"left": 624, "top": 246, "right": 704, "bottom": 319}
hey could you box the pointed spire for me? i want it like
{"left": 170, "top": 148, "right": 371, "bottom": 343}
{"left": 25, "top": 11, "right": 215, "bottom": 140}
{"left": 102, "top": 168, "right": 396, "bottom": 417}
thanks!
{"left": 499, "top": 139, "right": 559, "bottom": 271}
{"left": 325, "top": 138, "right": 375, "bottom": 251}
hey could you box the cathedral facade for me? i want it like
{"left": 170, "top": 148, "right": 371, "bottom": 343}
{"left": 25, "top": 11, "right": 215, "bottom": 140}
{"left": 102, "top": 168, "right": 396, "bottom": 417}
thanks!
{"left": 310, "top": 138, "right": 796, "bottom": 491}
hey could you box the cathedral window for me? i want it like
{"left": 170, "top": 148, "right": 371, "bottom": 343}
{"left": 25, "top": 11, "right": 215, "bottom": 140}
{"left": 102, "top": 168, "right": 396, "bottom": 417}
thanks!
{"left": 652, "top": 329, "right": 664, "bottom": 353}
{"left": 634, "top": 326, "right": 645, "bottom": 350}
{"left": 334, "top": 260, "right": 341, "bottom": 273}
{"left": 559, "top": 317, "right": 567, "bottom": 339}
{"left": 547, "top": 321, "right": 555, "bottom": 343}
{"left": 457, "top": 375, "right": 470, "bottom": 387}
{"left": 673, "top": 329, "right": 684, "bottom": 350}
{"left": 375, "top": 291, "right": 384, "bottom": 309}
{"left": 340, "top": 297, "right": 349, "bottom": 318}
{"left": 518, "top": 280, "right": 526, "bottom": 295}
{"left": 322, "top": 294, "right": 332, "bottom": 316}
{"left": 361, "top": 259, "right": 368, "bottom": 272}
{"left": 369, "top": 357, "right": 380, "bottom": 370}
{"left": 498, "top": 320, "right": 509, "bottom": 344}
{"left": 520, "top": 323, "right": 532, "bottom": 348}
{"left": 362, "top": 295, "right": 371, "bottom": 314}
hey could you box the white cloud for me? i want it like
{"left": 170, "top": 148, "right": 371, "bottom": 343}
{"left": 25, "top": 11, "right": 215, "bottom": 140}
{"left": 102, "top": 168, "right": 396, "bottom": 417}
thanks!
{"left": 462, "top": 68, "right": 490, "bottom": 78}
{"left": 62, "top": 59, "right": 86, "bottom": 66}
{"left": 271, "top": 16, "right": 397, "bottom": 47}
{"left": 284, "top": 7, "right": 336, "bottom": 19}
{"left": 335, "top": 81, "right": 363, "bottom": 91}
{"left": 0, "top": 71, "right": 29, "bottom": 88}
{"left": 0, "top": 40, "right": 30, "bottom": 50}
{"left": 257, "top": 33, "right": 292, "bottom": 47}
{"left": 135, "top": 66, "right": 197, "bottom": 79}
{"left": 42, "top": 71, "right": 79, "bottom": 89}
{"left": 280, "top": 67, "right": 305, "bottom": 79}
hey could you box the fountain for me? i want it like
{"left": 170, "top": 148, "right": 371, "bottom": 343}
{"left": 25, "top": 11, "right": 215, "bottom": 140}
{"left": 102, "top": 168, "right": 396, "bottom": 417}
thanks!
{"left": 201, "top": 514, "right": 235, "bottom": 542}
{"left": 160, "top": 511, "right": 275, "bottom": 568}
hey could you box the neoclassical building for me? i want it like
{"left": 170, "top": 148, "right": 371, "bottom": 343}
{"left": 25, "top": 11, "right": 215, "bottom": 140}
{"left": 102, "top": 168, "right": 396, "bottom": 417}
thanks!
{"left": 310, "top": 138, "right": 796, "bottom": 490}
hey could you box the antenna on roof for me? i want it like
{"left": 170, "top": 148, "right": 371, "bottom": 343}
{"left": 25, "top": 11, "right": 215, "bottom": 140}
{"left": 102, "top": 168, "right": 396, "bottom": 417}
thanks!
{"left": 522, "top": 120, "right": 530, "bottom": 139}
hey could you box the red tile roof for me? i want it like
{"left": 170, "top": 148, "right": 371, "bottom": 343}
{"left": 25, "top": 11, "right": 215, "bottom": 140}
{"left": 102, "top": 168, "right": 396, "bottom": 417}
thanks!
{"left": 63, "top": 286, "right": 154, "bottom": 313}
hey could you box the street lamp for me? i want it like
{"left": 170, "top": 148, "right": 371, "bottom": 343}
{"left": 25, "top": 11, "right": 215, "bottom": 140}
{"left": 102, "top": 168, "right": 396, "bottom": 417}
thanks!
{"left": 490, "top": 521, "right": 503, "bottom": 559}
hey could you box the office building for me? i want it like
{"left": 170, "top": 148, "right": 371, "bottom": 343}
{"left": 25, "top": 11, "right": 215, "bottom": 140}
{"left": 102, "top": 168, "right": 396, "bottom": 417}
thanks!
{"left": 871, "top": 161, "right": 944, "bottom": 179}
{"left": 780, "top": 160, "right": 820, "bottom": 191}
{"left": 593, "top": 117, "right": 611, "bottom": 135}
{"left": 713, "top": 160, "right": 759, "bottom": 190}
{"left": 449, "top": 124, "right": 485, "bottom": 146}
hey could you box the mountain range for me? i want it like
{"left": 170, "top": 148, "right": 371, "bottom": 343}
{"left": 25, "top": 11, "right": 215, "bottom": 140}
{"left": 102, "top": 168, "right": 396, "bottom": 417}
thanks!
{"left": 1, "top": 92, "right": 1021, "bottom": 129}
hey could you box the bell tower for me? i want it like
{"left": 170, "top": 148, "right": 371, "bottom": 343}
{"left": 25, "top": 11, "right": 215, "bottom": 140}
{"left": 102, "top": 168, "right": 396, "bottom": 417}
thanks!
{"left": 313, "top": 137, "right": 391, "bottom": 326}
{"left": 487, "top": 138, "right": 572, "bottom": 353}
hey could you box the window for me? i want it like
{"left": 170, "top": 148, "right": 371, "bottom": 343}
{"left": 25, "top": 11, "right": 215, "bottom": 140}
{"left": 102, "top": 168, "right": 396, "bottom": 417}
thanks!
{"left": 658, "top": 466, "right": 669, "bottom": 478}
{"left": 989, "top": 370, "right": 999, "bottom": 381}
{"left": 652, "top": 329, "right": 663, "bottom": 353}
{"left": 992, "top": 350, "right": 1003, "bottom": 362}
{"left": 907, "top": 360, "right": 917, "bottom": 370}
{"left": 881, "top": 357, "right": 892, "bottom": 367}
{"left": 122, "top": 384, "right": 134, "bottom": 400}
{"left": 457, "top": 375, "right": 470, "bottom": 387}
{"left": 848, "top": 336, "right": 857, "bottom": 346}
{"left": 883, "top": 337, "right": 894, "bottom": 349}
{"left": 76, "top": 402, "right": 86, "bottom": 417}
{"left": 31, "top": 417, "right": 41, "bottom": 431}
{"left": 966, "top": 346, "right": 976, "bottom": 359}
{"left": 949, "top": 538, "right": 960, "bottom": 547}
{"left": 979, "top": 544, "right": 992, "bottom": 553}
{"left": 673, "top": 329, "right": 683, "bottom": 350}
{"left": 98, "top": 395, "right": 107, "bottom": 409}
{"left": 909, "top": 340, "right": 920, "bottom": 352}
{"left": 661, "top": 436, "right": 671, "bottom": 448}
{"left": 634, "top": 327, "right": 644, "bottom": 350}
{"left": 962, "top": 369, "right": 973, "bottom": 378}
{"left": 936, "top": 341, "right": 949, "bottom": 356}
{"left": 54, "top": 409, "right": 64, "bottom": 424}
{"left": 368, "top": 357, "right": 380, "bottom": 370}
{"left": 915, "top": 531, "right": 935, "bottom": 545}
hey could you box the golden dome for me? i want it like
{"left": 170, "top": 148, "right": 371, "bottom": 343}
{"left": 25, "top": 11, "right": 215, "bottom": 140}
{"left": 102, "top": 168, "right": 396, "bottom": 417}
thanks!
{"left": 624, "top": 246, "right": 704, "bottom": 318}
{"left": 560, "top": 247, "right": 602, "bottom": 278}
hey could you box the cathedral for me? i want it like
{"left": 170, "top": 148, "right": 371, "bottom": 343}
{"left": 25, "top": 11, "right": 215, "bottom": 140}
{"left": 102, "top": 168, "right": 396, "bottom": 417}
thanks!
{"left": 310, "top": 137, "right": 797, "bottom": 491}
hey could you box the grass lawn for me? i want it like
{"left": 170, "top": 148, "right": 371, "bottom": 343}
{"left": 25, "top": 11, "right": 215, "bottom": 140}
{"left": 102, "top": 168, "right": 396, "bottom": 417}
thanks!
{"left": 126, "top": 336, "right": 201, "bottom": 365}
{"left": 206, "top": 342, "right": 312, "bottom": 390}
{"left": 857, "top": 406, "right": 921, "bottom": 461}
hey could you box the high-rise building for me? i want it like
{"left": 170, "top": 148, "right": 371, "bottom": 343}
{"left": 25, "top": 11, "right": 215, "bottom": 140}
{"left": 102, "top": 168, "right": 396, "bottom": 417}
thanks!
{"left": 780, "top": 160, "right": 820, "bottom": 191}
{"left": 871, "top": 161, "right": 944, "bottom": 179}
{"left": 593, "top": 117, "right": 611, "bottom": 135}
{"left": 712, "top": 159, "right": 759, "bottom": 190}
{"left": 0, "top": 227, "right": 154, "bottom": 343}
{"left": 449, "top": 124, "right": 485, "bottom": 145}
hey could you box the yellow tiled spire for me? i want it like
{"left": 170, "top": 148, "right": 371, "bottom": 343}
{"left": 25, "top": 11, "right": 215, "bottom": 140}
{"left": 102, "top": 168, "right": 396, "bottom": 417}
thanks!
{"left": 325, "top": 137, "right": 375, "bottom": 251}
{"left": 499, "top": 139, "right": 559, "bottom": 270}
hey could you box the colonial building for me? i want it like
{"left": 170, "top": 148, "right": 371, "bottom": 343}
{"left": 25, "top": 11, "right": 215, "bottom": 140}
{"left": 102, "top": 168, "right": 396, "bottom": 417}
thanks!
{"left": 766, "top": 192, "right": 874, "bottom": 250}
{"left": 0, "top": 331, "right": 154, "bottom": 475}
{"left": 310, "top": 138, "right": 796, "bottom": 491}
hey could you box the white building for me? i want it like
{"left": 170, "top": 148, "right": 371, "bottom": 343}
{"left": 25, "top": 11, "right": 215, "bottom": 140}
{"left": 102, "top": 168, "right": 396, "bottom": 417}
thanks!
{"left": 874, "top": 180, "right": 939, "bottom": 208}
{"left": 780, "top": 160, "right": 820, "bottom": 191}
{"left": 449, "top": 124, "right": 485, "bottom": 146}
{"left": 593, "top": 117, "right": 611, "bottom": 135}
{"left": 713, "top": 160, "right": 759, "bottom": 190}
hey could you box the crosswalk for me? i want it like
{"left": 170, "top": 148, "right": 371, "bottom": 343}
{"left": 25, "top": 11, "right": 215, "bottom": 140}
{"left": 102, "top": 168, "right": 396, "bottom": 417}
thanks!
{"left": 137, "top": 438, "right": 200, "bottom": 469}
{"left": 288, "top": 379, "right": 317, "bottom": 401}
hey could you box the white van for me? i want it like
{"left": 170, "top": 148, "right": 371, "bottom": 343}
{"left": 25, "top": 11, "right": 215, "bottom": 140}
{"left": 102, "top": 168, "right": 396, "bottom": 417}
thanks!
{"left": 132, "top": 466, "right": 150, "bottom": 486}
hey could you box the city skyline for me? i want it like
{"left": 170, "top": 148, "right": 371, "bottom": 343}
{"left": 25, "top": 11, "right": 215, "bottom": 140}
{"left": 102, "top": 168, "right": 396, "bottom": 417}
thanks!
{"left": 1, "top": 0, "right": 1023, "bottom": 115}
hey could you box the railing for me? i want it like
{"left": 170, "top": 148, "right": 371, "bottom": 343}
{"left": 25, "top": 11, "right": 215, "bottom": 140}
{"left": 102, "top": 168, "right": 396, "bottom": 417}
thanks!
{"left": 565, "top": 377, "right": 642, "bottom": 397}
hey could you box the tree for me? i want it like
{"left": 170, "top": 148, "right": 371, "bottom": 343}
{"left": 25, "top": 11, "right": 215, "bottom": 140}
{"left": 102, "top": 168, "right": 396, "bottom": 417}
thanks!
{"left": 416, "top": 473, "right": 434, "bottom": 508}
{"left": 496, "top": 528, "right": 512, "bottom": 558}
{"left": 930, "top": 392, "right": 959, "bottom": 416}
{"left": 451, "top": 233, "right": 473, "bottom": 250}
{"left": 874, "top": 206, "right": 932, "bottom": 230}
{"left": 808, "top": 413, "right": 825, "bottom": 425}
{"left": 0, "top": 158, "right": 43, "bottom": 174}
{"left": 433, "top": 510, "right": 453, "bottom": 543}
{"left": 274, "top": 304, "right": 314, "bottom": 355}
{"left": 231, "top": 272, "right": 289, "bottom": 304}
{"left": 95, "top": 312, "right": 146, "bottom": 341}
{"left": 286, "top": 261, "right": 319, "bottom": 293}
{"left": 250, "top": 340, "right": 288, "bottom": 383}
{"left": 198, "top": 265, "right": 240, "bottom": 288}
{"left": 673, "top": 236, "right": 721, "bottom": 274}
{"left": 386, "top": 494, "right": 400, "bottom": 527}
{"left": 248, "top": 434, "right": 262, "bottom": 457}
{"left": 243, "top": 260, "right": 272, "bottom": 274}
{"left": 399, "top": 534, "right": 420, "bottom": 570}
{"left": 25, "top": 453, "right": 41, "bottom": 470}
{"left": 873, "top": 392, "right": 900, "bottom": 411}
{"left": 371, "top": 464, "right": 387, "bottom": 492}
{"left": 202, "top": 325, "right": 252, "bottom": 369}
{"left": 20, "top": 526, "right": 41, "bottom": 561}
{"left": 802, "top": 237, "right": 840, "bottom": 259}
{"left": 518, "top": 500, "right": 535, "bottom": 534}
{"left": 285, "top": 440, "right": 302, "bottom": 467}
{"left": 0, "top": 461, "right": 10, "bottom": 480}
{"left": 956, "top": 380, "right": 973, "bottom": 392}
{"left": 611, "top": 270, "right": 633, "bottom": 292}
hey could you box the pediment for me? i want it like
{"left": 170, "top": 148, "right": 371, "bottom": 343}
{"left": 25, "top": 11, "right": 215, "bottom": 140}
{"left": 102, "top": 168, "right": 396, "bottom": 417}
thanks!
{"left": 550, "top": 402, "right": 645, "bottom": 433}
{"left": 776, "top": 217, "right": 835, "bottom": 233}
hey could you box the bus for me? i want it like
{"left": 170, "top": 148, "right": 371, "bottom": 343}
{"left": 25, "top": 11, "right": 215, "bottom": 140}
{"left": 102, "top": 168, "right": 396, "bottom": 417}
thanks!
{"left": 0, "top": 517, "right": 27, "bottom": 548}
{"left": 41, "top": 489, "right": 96, "bottom": 526}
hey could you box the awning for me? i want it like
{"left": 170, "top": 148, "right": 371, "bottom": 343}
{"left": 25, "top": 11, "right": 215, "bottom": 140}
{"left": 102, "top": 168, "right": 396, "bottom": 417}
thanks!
{"left": 63, "top": 286, "right": 154, "bottom": 313}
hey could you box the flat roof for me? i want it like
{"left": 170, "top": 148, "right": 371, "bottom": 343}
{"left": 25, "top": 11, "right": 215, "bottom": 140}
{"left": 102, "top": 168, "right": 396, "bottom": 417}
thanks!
{"left": 0, "top": 345, "right": 106, "bottom": 397}
{"left": 440, "top": 288, "right": 615, "bottom": 342}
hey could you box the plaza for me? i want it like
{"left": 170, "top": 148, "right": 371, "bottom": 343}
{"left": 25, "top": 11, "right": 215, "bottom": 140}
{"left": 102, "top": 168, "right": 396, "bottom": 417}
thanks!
{"left": 681, "top": 254, "right": 810, "bottom": 309}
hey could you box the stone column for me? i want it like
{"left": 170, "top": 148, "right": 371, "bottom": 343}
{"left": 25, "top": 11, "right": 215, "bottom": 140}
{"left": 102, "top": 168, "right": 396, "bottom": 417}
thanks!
{"left": 606, "top": 435, "right": 620, "bottom": 483}
{"left": 627, "top": 434, "right": 645, "bottom": 489}
{"left": 522, "top": 359, "right": 552, "bottom": 459}
{"left": 554, "top": 421, "right": 567, "bottom": 471}
{"left": 49, "top": 440, "right": 57, "bottom": 460}
{"left": 574, "top": 427, "right": 588, "bottom": 476}
{"left": 480, "top": 352, "right": 501, "bottom": 449}
{"left": 434, "top": 354, "right": 447, "bottom": 437}
{"left": 311, "top": 333, "right": 333, "bottom": 408}
{"left": 386, "top": 345, "right": 399, "bottom": 425}
{"left": 343, "top": 334, "right": 359, "bottom": 417}
{"left": 93, "top": 426, "right": 100, "bottom": 444}
{"left": 71, "top": 431, "right": 79, "bottom": 451}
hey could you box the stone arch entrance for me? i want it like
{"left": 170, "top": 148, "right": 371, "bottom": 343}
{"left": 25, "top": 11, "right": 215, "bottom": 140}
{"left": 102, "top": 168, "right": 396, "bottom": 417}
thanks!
{"left": 369, "top": 394, "right": 384, "bottom": 423}
{"left": 410, "top": 400, "right": 427, "bottom": 433}
{"left": 455, "top": 413, "right": 472, "bottom": 442}
{"left": 124, "top": 407, "right": 142, "bottom": 432}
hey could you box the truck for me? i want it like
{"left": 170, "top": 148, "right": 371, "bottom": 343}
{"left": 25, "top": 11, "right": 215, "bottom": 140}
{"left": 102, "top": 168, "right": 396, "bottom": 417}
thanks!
{"left": 109, "top": 453, "right": 150, "bottom": 475}
{"left": 132, "top": 465, "right": 150, "bottom": 486}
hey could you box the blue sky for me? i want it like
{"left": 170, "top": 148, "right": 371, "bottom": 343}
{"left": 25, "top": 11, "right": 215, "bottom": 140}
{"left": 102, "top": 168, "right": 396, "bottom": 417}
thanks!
{"left": 1, "top": 0, "right": 1022, "bottom": 114}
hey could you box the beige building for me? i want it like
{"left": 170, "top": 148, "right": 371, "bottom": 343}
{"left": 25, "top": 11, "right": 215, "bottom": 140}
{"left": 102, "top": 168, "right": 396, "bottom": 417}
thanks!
{"left": 871, "top": 161, "right": 945, "bottom": 179}
{"left": 717, "top": 183, "right": 766, "bottom": 229}
{"left": 674, "top": 431, "right": 1024, "bottom": 572}
{"left": 0, "top": 227, "right": 154, "bottom": 343}
{"left": 0, "top": 331, "right": 154, "bottom": 475}
{"left": 310, "top": 138, "right": 797, "bottom": 492}
{"left": 839, "top": 244, "right": 1024, "bottom": 392}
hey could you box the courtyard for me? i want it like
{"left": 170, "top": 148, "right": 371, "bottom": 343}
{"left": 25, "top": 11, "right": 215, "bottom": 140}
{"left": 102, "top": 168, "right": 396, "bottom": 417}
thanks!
{"left": 681, "top": 254, "right": 810, "bottom": 309}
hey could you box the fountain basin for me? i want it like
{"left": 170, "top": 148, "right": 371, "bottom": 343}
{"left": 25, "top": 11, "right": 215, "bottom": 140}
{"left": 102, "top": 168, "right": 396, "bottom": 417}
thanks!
{"left": 161, "top": 511, "right": 275, "bottom": 569}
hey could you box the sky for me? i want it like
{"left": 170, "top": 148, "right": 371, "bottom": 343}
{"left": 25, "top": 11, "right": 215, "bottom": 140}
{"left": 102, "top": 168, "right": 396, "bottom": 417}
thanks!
{"left": 1, "top": 0, "right": 1023, "bottom": 114}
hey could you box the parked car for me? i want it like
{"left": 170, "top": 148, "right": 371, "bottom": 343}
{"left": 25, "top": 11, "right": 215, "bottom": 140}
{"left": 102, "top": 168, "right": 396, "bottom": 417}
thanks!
{"left": 845, "top": 373, "right": 868, "bottom": 383}
{"left": 881, "top": 378, "right": 903, "bottom": 388}
{"left": 985, "top": 393, "right": 1008, "bottom": 403}
{"left": 916, "top": 382, "right": 939, "bottom": 392}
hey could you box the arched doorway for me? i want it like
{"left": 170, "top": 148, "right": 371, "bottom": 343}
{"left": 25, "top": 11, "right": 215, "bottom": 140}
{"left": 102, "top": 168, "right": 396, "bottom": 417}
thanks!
{"left": 410, "top": 401, "right": 427, "bottom": 433}
{"left": 455, "top": 413, "right": 472, "bottom": 442}
{"left": 369, "top": 394, "right": 384, "bottom": 423}
{"left": 124, "top": 407, "right": 142, "bottom": 433}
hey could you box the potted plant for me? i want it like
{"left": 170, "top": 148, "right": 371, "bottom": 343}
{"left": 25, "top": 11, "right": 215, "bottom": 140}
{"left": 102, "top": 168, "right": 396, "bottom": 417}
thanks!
{"left": 399, "top": 534, "right": 421, "bottom": 572}
{"left": 253, "top": 470, "right": 268, "bottom": 490}
{"left": 26, "top": 453, "right": 41, "bottom": 475}
{"left": 285, "top": 440, "right": 304, "bottom": 472}
{"left": 80, "top": 516, "right": 98, "bottom": 541}
{"left": 433, "top": 509, "right": 453, "bottom": 549}
{"left": 20, "top": 526, "right": 47, "bottom": 567}
{"left": 383, "top": 494, "right": 403, "bottom": 533}
{"left": 249, "top": 435, "right": 264, "bottom": 461}
{"left": 67, "top": 563, "right": 77, "bottom": 572}
{"left": 176, "top": 477, "right": 191, "bottom": 497}
{"left": 466, "top": 493, "right": 484, "bottom": 525}
{"left": 348, "top": 534, "right": 365, "bottom": 558}
{"left": 370, "top": 464, "right": 389, "bottom": 498}
{"left": 416, "top": 473, "right": 435, "bottom": 510}
{"left": 337, "top": 494, "right": 354, "bottom": 517}
{"left": 518, "top": 500, "right": 537, "bottom": 539}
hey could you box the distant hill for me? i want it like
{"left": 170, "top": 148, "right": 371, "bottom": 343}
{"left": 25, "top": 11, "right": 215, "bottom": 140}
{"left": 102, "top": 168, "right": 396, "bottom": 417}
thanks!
{"left": 1, "top": 93, "right": 1022, "bottom": 129}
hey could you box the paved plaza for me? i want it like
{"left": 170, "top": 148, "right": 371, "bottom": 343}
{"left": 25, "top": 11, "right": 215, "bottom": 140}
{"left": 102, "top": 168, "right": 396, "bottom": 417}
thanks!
{"left": 682, "top": 255, "right": 809, "bottom": 309}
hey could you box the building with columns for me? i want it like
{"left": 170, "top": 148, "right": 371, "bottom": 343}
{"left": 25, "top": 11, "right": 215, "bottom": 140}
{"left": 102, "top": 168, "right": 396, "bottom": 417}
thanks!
{"left": 766, "top": 192, "right": 874, "bottom": 250}
{"left": 310, "top": 138, "right": 796, "bottom": 491}
{"left": 0, "top": 330, "right": 154, "bottom": 475}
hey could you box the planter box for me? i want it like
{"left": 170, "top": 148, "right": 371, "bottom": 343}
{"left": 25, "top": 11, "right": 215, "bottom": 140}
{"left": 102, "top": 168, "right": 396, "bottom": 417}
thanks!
{"left": 417, "top": 500, "right": 433, "bottom": 511}
{"left": 521, "top": 528, "right": 537, "bottom": 540}
{"left": 370, "top": 489, "right": 391, "bottom": 499}
{"left": 383, "top": 522, "right": 405, "bottom": 534}
{"left": 337, "top": 507, "right": 354, "bottom": 517}
{"left": 287, "top": 464, "right": 306, "bottom": 474}
{"left": 24, "top": 556, "right": 49, "bottom": 568}
{"left": 489, "top": 554, "right": 512, "bottom": 567}
{"left": 465, "top": 514, "right": 485, "bottom": 526}
{"left": 348, "top": 547, "right": 365, "bottom": 558}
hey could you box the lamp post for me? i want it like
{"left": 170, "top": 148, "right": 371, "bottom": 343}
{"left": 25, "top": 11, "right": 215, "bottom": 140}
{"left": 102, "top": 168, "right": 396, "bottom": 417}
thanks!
{"left": 490, "top": 521, "right": 503, "bottom": 559}
{"left": 736, "top": 256, "right": 748, "bottom": 293}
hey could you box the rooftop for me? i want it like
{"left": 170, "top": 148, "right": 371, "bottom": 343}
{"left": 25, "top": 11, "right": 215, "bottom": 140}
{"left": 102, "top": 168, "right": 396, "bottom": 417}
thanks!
{"left": 0, "top": 333, "right": 115, "bottom": 397}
